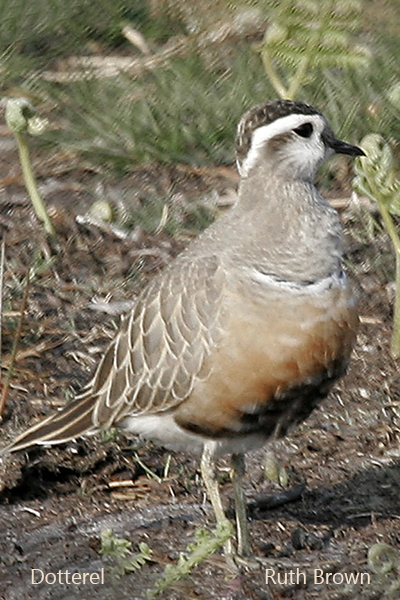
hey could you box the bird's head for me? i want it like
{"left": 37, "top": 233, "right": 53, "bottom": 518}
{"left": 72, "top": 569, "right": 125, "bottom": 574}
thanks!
{"left": 236, "top": 100, "right": 364, "bottom": 182}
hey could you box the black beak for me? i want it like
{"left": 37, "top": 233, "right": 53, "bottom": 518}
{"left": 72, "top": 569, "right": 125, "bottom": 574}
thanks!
{"left": 331, "top": 138, "right": 365, "bottom": 157}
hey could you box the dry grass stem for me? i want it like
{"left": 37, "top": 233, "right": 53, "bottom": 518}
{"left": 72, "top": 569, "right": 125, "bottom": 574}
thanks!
{"left": 39, "top": 17, "right": 264, "bottom": 83}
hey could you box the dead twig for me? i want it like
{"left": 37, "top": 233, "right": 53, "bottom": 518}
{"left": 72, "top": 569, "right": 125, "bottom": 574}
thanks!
{"left": 122, "top": 26, "right": 152, "bottom": 55}
{"left": 1, "top": 338, "right": 66, "bottom": 367}
{"left": 0, "top": 269, "right": 31, "bottom": 419}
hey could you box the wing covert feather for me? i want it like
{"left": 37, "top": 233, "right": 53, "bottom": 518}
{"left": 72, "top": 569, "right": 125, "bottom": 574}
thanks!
{"left": 90, "top": 256, "right": 225, "bottom": 429}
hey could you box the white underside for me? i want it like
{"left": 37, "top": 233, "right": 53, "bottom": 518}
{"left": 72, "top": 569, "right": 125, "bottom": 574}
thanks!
{"left": 121, "top": 413, "right": 266, "bottom": 457}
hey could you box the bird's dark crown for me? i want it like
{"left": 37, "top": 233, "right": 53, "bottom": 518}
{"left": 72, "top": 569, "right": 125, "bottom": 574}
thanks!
{"left": 236, "top": 100, "right": 323, "bottom": 167}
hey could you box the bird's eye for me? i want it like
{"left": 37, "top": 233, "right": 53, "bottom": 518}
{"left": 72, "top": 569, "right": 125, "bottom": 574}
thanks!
{"left": 294, "top": 122, "right": 313, "bottom": 138}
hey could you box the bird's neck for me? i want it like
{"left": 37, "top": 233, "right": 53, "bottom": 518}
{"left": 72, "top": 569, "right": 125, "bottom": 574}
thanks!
{"left": 233, "top": 168, "right": 344, "bottom": 284}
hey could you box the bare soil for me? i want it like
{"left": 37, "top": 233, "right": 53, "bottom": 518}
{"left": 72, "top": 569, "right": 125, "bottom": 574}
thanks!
{"left": 1, "top": 130, "right": 400, "bottom": 600}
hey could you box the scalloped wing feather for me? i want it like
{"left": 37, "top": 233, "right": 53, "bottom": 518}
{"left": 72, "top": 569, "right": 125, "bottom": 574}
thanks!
{"left": 88, "top": 255, "right": 225, "bottom": 430}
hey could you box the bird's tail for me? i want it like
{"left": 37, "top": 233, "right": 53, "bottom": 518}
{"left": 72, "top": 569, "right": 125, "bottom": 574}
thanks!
{"left": 1, "top": 392, "right": 97, "bottom": 454}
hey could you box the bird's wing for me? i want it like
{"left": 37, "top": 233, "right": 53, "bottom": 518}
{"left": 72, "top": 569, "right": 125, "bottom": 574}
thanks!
{"left": 2, "top": 254, "right": 226, "bottom": 453}
{"left": 90, "top": 254, "right": 225, "bottom": 429}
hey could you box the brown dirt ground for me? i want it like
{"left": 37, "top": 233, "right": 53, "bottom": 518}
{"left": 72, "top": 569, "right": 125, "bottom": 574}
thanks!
{"left": 1, "top": 130, "right": 400, "bottom": 600}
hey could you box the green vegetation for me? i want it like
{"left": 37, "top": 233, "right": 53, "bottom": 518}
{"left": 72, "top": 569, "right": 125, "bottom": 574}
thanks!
{"left": 0, "top": 0, "right": 161, "bottom": 81}
{"left": 36, "top": 50, "right": 268, "bottom": 169}
{"left": 2, "top": 0, "right": 399, "bottom": 173}
{"left": 5, "top": 98, "right": 56, "bottom": 239}
{"left": 354, "top": 134, "right": 400, "bottom": 358}
{"left": 146, "top": 521, "right": 233, "bottom": 599}
{"left": 100, "top": 529, "right": 153, "bottom": 578}
{"left": 368, "top": 543, "right": 400, "bottom": 598}
{"left": 258, "top": 0, "right": 369, "bottom": 100}
{"left": 99, "top": 522, "right": 233, "bottom": 598}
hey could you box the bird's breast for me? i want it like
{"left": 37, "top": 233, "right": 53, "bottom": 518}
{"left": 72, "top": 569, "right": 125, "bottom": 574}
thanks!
{"left": 174, "top": 272, "right": 358, "bottom": 445}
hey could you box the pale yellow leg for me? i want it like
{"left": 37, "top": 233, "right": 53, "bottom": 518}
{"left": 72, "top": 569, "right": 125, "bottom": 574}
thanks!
{"left": 200, "top": 441, "right": 235, "bottom": 562}
{"left": 231, "top": 452, "right": 251, "bottom": 557}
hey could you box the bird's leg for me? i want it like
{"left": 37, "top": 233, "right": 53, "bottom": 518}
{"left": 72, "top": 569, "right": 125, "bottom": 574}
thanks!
{"left": 200, "top": 441, "right": 234, "bottom": 560}
{"left": 230, "top": 452, "right": 251, "bottom": 557}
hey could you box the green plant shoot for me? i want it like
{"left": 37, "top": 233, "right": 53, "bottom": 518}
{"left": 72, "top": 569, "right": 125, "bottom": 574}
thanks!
{"left": 368, "top": 543, "right": 400, "bottom": 597}
{"left": 5, "top": 98, "right": 56, "bottom": 240}
{"left": 100, "top": 529, "right": 153, "bottom": 577}
{"left": 147, "top": 520, "right": 233, "bottom": 600}
{"left": 258, "top": 0, "right": 370, "bottom": 100}
{"left": 353, "top": 134, "right": 400, "bottom": 358}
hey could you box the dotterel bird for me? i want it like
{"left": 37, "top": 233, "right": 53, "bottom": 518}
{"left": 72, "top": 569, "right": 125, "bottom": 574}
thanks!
{"left": 2, "top": 99, "right": 363, "bottom": 560}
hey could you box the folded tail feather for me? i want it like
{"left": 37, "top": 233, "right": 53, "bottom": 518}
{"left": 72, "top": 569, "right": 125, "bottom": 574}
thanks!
{"left": 1, "top": 393, "right": 97, "bottom": 454}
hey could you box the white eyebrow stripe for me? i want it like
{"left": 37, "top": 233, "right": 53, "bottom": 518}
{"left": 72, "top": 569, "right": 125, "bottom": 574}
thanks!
{"left": 239, "top": 113, "right": 324, "bottom": 176}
